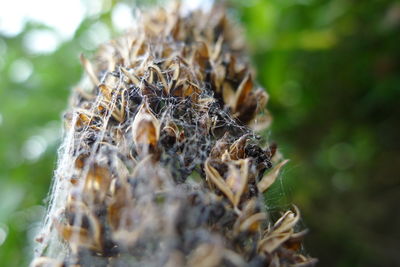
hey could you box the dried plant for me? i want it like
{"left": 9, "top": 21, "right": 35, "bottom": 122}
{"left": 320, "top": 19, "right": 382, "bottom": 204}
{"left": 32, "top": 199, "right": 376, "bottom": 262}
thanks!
{"left": 32, "top": 2, "right": 316, "bottom": 267}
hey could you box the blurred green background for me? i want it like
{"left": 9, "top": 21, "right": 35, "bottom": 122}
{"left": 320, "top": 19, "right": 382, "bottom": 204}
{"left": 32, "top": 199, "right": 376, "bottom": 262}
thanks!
{"left": 0, "top": 0, "right": 399, "bottom": 266}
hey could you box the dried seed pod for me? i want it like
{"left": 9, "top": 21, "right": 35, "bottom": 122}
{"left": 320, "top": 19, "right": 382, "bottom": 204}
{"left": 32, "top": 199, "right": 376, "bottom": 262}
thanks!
{"left": 33, "top": 2, "right": 315, "bottom": 267}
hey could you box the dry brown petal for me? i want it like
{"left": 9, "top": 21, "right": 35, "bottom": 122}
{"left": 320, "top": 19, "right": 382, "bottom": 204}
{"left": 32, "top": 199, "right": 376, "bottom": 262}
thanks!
{"left": 226, "top": 159, "right": 249, "bottom": 207}
{"left": 193, "top": 42, "right": 210, "bottom": 74}
{"left": 258, "top": 231, "right": 293, "bottom": 254}
{"left": 204, "top": 159, "right": 233, "bottom": 201}
{"left": 165, "top": 251, "right": 185, "bottom": 267}
{"left": 131, "top": 99, "right": 160, "bottom": 156}
{"left": 121, "top": 67, "right": 141, "bottom": 86}
{"left": 211, "top": 64, "right": 226, "bottom": 94}
{"left": 255, "top": 89, "right": 269, "bottom": 113}
{"left": 290, "top": 257, "right": 318, "bottom": 267}
{"left": 148, "top": 64, "right": 168, "bottom": 93}
{"left": 103, "top": 73, "right": 119, "bottom": 91}
{"left": 98, "top": 100, "right": 124, "bottom": 123}
{"left": 76, "top": 112, "right": 91, "bottom": 127}
{"left": 129, "top": 35, "right": 146, "bottom": 63}
{"left": 272, "top": 205, "right": 300, "bottom": 234}
{"left": 168, "top": 61, "right": 181, "bottom": 94}
{"left": 229, "top": 73, "right": 259, "bottom": 123}
{"left": 140, "top": 80, "right": 158, "bottom": 98}
{"left": 55, "top": 222, "right": 101, "bottom": 252}
{"left": 119, "top": 88, "right": 127, "bottom": 122}
{"left": 226, "top": 54, "right": 237, "bottom": 79}
{"left": 211, "top": 35, "right": 224, "bottom": 61}
{"left": 233, "top": 198, "right": 258, "bottom": 235}
{"left": 222, "top": 81, "right": 235, "bottom": 108}
{"left": 268, "top": 253, "right": 280, "bottom": 267}
{"left": 257, "top": 159, "right": 289, "bottom": 193}
{"left": 236, "top": 93, "right": 258, "bottom": 123}
{"left": 184, "top": 81, "right": 201, "bottom": 103}
{"left": 80, "top": 54, "right": 99, "bottom": 86}
{"left": 249, "top": 111, "right": 272, "bottom": 132}
{"left": 238, "top": 212, "right": 267, "bottom": 233}
{"left": 30, "top": 257, "right": 63, "bottom": 267}
{"left": 188, "top": 243, "right": 223, "bottom": 267}
{"left": 99, "top": 84, "right": 112, "bottom": 102}
{"left": 83, "top": 165, "right": 112, "bottom": 203}
{"left": 107, "top": 187, "right": 130, "bottom": 231}
{"left": 284, "top": 229, "right": 308, "bottom": 251}
{"left": 110, "top": 227, "right": 141, "bottom": 246}
{"left": 205, "top": 157, "right": 249, "bottom": 208}
{"left": 221, "top": 150, "right": 231, "bottom": 162}
{"left": 169, "top": 15, "right": 181, "bottom": 40}
{"left": 229, "top": 135, "right": 248, "bottom": 160}
{"left": 109, "top": 39, "right": 129, "bottom": 67}
{"left": 258, "top": 206, "right": 302, "bottom": 254}
{"left": 210, "top": 132, "right": 230, "bottom": 159}
{"left": 63, "top": 201, "right": 102, "bottom": 247}
{"left": 97, "top": 82, "right": 126, "bottom": 123}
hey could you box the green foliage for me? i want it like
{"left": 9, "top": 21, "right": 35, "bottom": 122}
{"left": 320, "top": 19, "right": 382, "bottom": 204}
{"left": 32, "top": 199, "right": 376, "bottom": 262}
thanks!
{"left": 235, "top": 1, "right": 400, "bottom": 266}
{"left": 0, "top": 0, "right": 399, "bottom": 266}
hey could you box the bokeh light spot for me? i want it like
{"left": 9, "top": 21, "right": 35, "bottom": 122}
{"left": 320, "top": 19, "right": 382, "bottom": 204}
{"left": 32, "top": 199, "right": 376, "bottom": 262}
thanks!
{"left": 22, "top": 136, "right": 47, "bottom": 161}
{"left": 23, "top": 30, "right": 60, "bottom": 55}
{"left": 112, "top": 3, "right": 135, "bottom": 32}
{"left": 79, "top": 22, "right": 110, "bottom": 51}
{"left": 0, "top": 224, "right": 8, "bottom": 246}
{"left": 328, "top": 142, "right": 356, "bottom": 170}
{"left": 9, "top": 58, "right": 33, "bottom": 83}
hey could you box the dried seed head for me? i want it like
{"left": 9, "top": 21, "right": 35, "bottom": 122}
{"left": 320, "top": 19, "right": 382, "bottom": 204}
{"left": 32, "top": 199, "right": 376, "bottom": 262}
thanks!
{"left": 33, "top": 2, "right": 315, "bottom": 267}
